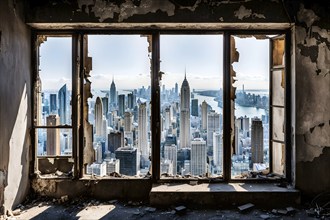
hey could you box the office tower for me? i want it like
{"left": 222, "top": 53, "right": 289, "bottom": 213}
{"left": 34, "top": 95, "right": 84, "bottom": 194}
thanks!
{"left": 161, "top": 160, "right": 173, "bottom": 175}
{"left": 118, "top": 94, "right": 125, "bottom": 117}
{"left": 251, "top": 117, "right": 264, "bottom": 167}
{"left": 179, "top": 74, "right": 191, "bottom": 148}
{"left": 105, "top": 158, "right": 120, "bottom": 175}
{"left": 108, "top": 131, "right": 124, "bottom": 153}
{"left": 175, "top": 83, "right": 178, "bottom": 97}
{"left": 101, "top": 116, "right": 107, "bottom": 139}
{"left": 101, "top": 97, "right": 109, "bottom": 117}
{"left": 127, "top": 93, "right": 134, "bottom": 110}
{"left": 58, "top": 84, "right": 68, "bottom": 124}
{"left": 177, "top": 148, "right": 190, "bottom": 174}
{"left": 164, "top": 144, "right": 177, "bottom": 175}
{"left": 201, "top": 101, "right": 208, "bottom": 130}
{"left": 242, "top": 116, "right": 250, "bottom": 137}
{"left": 94, "top": 142, "right": 103, "bottom": 164}
{"left": 164, "top": 107, "right": 171, "bottom": 130}
{"left": 86, "top": 163, "right": 107, "bottom": 176}
{"left": 110, "top": 77, "right": 117, "bottom": 108}
{"left": 124, "top": 112, "right": 133, "bottom": 132}
{"left": 115, "top": 147, "right": 138, "bottom": 176}
{"left": 213, "top": 132, "right": 223, "bottom": 172}
{"left": 191, "top": 138, "right": 207, "bottom": 176}
{"left": 94, "top": 97, "right": 103, "bottom": 137}
{"left": 138, "top": 103, "right": 149, "bottom": 165}
{"left": 46, "top": 114, "right": 60, "bottom": 155}
{"left": 50, "top": 94, "right": 57, "bottom": 114}
{"left": 191, "top": 99, "right": 198, "bottom": 117}
{"left": 207, "top": 111, "right": 221, "bottom": 148}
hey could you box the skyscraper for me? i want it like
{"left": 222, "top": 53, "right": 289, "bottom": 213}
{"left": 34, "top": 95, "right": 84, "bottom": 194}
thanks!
{"left": 115, "top": 146, "right": 138, "bottom": 176}
{"left": 58, "top": 84, "right": 68, "bottom": 124}
{"left": 179, "top": 74, "right": 191, "bottom": 148}
{"left": 191, "top": 99, "right": 198, "bottom": 117}
{"left": 118, "top": 94, "right": 125, "bottom": 117}
{"left": 110, "top": 76, "right": 117, "bottom": 109}
{"left": 46, "top": 114, "right": 60, "bottom": 155}
{"left": 50, "top": 94, "right": 57, "bottom": 114}
{"left": 191, "top": 138, "right": 207, "bottom": 176}
{"left": 251, "top": 117, "right": 264, "bottom": 167}
{"left": 175, "top": 82, "right": 178, "bottom": 97}
{"left": 124, "top": 111, "right": 133, "bottom": 132}
{"left": 101, "top": 97, "right": 109, "bottom": 117}
{"left": 207, "top": 111, "right": 221, "bottom": 148}
{"left": 164, "top": 107, "right": 171, "bottom": 130}
{"left": 108, "top": 131, "right": 124, "bottom": 153}
{"left": 138, "top": 103, "right": 149, "bottom": 165}
{"left": 164, "top": 144, "right": 177, "bottom": 175}
{"left": 201, "top": 101, "right": 208, "bottom": 130}
{"left": 94, "top": 97, "right": 103, "bottom": 137}
{"left": 213, "top": 132, "right": 223, "bottom": 172}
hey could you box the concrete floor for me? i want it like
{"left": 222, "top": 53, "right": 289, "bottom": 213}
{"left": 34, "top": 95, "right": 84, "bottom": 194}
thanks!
{"left": 2, "top": 198, "right": 323, "bottom": 220}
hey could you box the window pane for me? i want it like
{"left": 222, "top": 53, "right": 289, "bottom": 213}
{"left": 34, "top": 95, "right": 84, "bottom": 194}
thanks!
{"left": 36, "top": 128, "right": 72, "bottom": 156}
{"left": 272, "top": 38, "right": 285, "bottom": 66}
{"left": 85, "top": 35, "right": 151, "bottom": 177}
{"left": 37, "top": 37, "right": 72, "bottom": 126}
{"left": 272, "top": 70, "right": 285, "bottom": 106}
{"left": 232, "top": 36, "right": 269, "bottom": 178}
{"left": 272, "top": 142, "right": 285, "bottom": 175}
{"left": 272, "top": 107, "right": 285, "bottom": 141}
{"left": 160, "top": 35, "right": 223, "bottom": 178}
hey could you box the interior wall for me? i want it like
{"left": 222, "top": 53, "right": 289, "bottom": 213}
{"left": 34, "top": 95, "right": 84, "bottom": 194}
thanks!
{"left": 0, "top": 0, "right": 31, "bottom": 214}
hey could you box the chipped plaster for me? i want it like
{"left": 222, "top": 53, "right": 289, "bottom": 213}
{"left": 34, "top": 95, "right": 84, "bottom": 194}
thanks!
{"left": 234, "top": 5, "right": 265, "bottom": 20}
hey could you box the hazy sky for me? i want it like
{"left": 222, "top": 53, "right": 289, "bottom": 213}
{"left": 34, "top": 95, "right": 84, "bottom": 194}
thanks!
{"left": 39, "top": 35, "right": 269, "bottom": 92}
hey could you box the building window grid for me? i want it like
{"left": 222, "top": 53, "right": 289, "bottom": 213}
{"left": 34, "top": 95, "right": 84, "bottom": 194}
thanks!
{"left": 32, "top": 30, "right": 291, "bottom": 182}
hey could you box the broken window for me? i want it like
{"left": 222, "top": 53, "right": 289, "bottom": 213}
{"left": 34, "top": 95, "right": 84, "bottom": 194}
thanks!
{"left": 83, "top": 35, "right": 152, "bottom": 177}
{"left": 159, "top": 34, "right": 223, "bottom": 178}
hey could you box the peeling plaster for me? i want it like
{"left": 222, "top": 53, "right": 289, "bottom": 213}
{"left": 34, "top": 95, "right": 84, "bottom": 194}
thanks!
{"left": 297, "top": 4, "right": 319, "bottom": 29}
{"left": 178, "top": 0, "right": 201, "bottom": 12}
{"left": 78, "top": 0, "right": 175, "bottom": 22}
{"left": 32, "top": 178, "right": 56, "bottom": 196}
{"left": 234, "top": 5, "right": 265, "bottom": 20}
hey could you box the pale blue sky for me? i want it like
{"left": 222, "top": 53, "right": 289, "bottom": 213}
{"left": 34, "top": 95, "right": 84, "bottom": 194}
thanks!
{"left": 39, "top": 35, "right": 269, "bottom": 91}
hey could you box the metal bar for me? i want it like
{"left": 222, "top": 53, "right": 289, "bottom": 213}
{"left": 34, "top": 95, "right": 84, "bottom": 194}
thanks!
{"left": 151, "top": 32, "right": 161, "bottom": 182}
{"left": 285, "top": 30, "right": 292, "bottom": 183}
{"left": 269, "top": 37, "right": 274, "bottom": 173}
{"left": 223, "top": 32, "right": 231, "bottom": 182}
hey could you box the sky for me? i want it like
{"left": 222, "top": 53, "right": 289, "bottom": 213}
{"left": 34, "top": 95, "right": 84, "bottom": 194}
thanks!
{"left": 39, "top": 35, "right": 269, "bottom": 92}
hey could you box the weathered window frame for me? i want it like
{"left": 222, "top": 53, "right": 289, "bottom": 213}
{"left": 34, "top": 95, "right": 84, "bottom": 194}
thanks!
{"left": 32, "top": 29, "right": 291, "bottom": 183}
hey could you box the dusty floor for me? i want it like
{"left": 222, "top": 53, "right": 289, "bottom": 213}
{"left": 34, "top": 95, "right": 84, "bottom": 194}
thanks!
{"left": 2, "top": 197, "right": 327, "bottom": 220}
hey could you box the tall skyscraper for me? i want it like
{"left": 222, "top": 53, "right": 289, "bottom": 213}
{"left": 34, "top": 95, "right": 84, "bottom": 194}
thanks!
{"left": 118, "top": 94, "right": 125, "bottom": 117}
{"left": 164, "top": 144, "right": 177, "bottom": 175}
{"left": 101, "top": 97, "right": 109, "bottom": 117}
{"left": 124, "top": 111, "right": 133, "bottom": 132}
{"left": 138, "top": 103, "right": 149, "bottom": 165}
{"left": 251, "top": 117, "right": 264, "bottom": 167}
{"left": 50, "top": 94, "right": 57, "bottom": 114}
{"left": 115, "top": 146, "right": 138, "bottom": 176}
{"left": 108, "top": 131, "right": 124, "bottom": 153}
{"left": 191, "top": 138, "right": 207, "bottom": 176}
{"left": 127, "top": 93, "right": 135, "bottom": 110}
{"left": 164, "top": 107, "right": 171, "bottom": 130}
{"left": 94, "top": 97, "right": 103, "bottom": 137}
{"left": 179, "top": 74, "right": 191, "bottom": 148}
{"left": 175, "top": 82, "right": 178, "bottom": 97}
{"left": 207, "top": 111, "right": 221, "bottom": 148}
{"left": 213, "top": 132, "right": 223, "bottom": 172}
{"left": 58, "top": 84, "right": 68, "bottom": 124}
{"left": 201, "top": 101, "right": 208, "bottom": 130}
{"left": 46, "top": 114, "right": 60, "bottom": 155}
{"left": 110, "top": 77, "right": 117, "bottom": 108}
{"left": 191, "top": 99, "right": 198, "bottom": 117}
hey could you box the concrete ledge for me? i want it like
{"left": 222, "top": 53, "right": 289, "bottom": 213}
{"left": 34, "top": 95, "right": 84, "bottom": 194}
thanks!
{"left": 150, "top": 183, "right": 300, "bottom": 208}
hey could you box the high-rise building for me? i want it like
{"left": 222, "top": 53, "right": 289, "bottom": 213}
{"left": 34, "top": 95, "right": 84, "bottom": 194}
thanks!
{"left": 251, "top": 117, "right": 264, "bottom": 167}
{"left": 127, "top": 93, "right": 134, "bottom": 110}
{"left": 191, "top": 138, "right": 207, "bottom": 176}
{"left": 49, "top": 94, "right": 57, "bottom": 114}
{"left": 213, "top": 132, "right": 223, "bottom": 172}
{"left": 58, "top": 84, "right": 68, "bottom": 124}
{"left": 164, "top": 107, "right": 171, "bottom": 130}
{"left": 115, "top": 146, "right": 138, "bottom": 176}
{"left": 94, "top": 97, "right": 103, "bottom": 137}
{"left": 179, "top": 74, "right": 191, "bottom": 148}
{"left": 110, "top": 77, "right": 117, "bottom": 108}
{"left": 124, "top": 112, "right": 133, "bottom": 132}
{"left": 207, "top": 111, "right": 221, "bottom": 148}
{"left": 164, "top": 144, "right": 177, "bottom": 175}
{"left": 138, "top": 103, "right": 149, "bottom": 164}
{"left": 191, "top": 99, "right": 198, "bottom": 117}
{"left": 201, "top": 101, "right": 208, "bottom": 130}
{"left": 175, "top": 82, "right": 178, "bottom": 97}
{"left": 108, "top": 131, "right": 124, "bottom": 153}
{"left": 118, "top": 94, "right": 125, "bottom": 117}
{"left": 101, "top": 97, "right": 109, "bottom": 117}
{"left": 46, "top": 114, "right": 60, "bottom": 155}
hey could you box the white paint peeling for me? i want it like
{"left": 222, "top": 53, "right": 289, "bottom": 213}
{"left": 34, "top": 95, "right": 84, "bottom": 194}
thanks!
{"left": 297, "top": 4, "right": 319, "bottom": 28}
{"left": 316, "top": 42, "right": 330, "bottom": 76}
{"left": 252, "top": 13, "right": 265, "bottom": 19}
{"left": 179, "top": 0, "right": 202, "bottom": 12}
{"left": 234, "top": 5, "right": 252, "bottom": 20}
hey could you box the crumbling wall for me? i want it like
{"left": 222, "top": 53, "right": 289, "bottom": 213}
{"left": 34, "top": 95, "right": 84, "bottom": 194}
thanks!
{"left": 295, "top": 3, "right": 330, "bottom": 196}
{"left": 0, "top": 0, "right": 31, "bottom": 215}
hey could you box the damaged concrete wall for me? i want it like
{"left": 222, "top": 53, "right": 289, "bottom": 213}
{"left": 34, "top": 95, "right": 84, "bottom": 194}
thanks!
{"left": 0, "top": 0, "right": 31, "bottom": 214}
{"left": 294, "top": 3, "right": 330, "bottom": 196}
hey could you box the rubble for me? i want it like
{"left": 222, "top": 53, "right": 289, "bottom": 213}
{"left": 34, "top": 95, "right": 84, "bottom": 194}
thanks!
{"left": 174, "top": 205, "right": 187, "bottom": 215}
{"left": 238, "top": 203, "right": 254, "bottom": 212}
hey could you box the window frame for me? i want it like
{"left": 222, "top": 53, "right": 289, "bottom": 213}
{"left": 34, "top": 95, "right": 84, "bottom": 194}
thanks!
{"left": 31, "top": 29, "right": 291, "bottom": 183}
